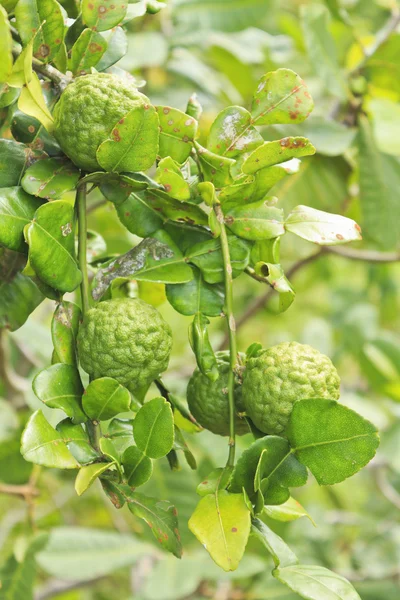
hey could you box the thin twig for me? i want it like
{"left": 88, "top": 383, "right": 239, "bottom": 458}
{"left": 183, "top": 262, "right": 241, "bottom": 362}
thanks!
{"left": 375, "top": 468, "right": 400, "bottom": 510}
{"left": 326, "top": 246, "right": 400, "bottom": 263}
{"left": 0, "top": 483, "right": 39, "bottom": 498}
{"left": 11, "top": 48, "right": 70, "bottom": 89}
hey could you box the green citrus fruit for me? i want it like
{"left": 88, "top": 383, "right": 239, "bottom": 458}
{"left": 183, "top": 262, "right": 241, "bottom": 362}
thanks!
{"left": 77, "top": 298, "right": 172, "bottom": 393}
{"left": 187, "top": 352, "right": 249, "bottom": 437}
{"left": 242, "top": 342, "right": 340, "bottom": 435}
{"left": 53, "top": 73, "right": 151, "bottom": 172}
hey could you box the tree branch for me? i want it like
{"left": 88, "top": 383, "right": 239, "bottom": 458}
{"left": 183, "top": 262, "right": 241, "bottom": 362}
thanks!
{"left": 325, "top": 246, "right": 400, "bottom": 263}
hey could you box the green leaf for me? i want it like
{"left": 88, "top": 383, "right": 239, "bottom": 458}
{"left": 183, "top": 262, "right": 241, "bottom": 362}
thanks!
{"left": 36, "top": 527, "right": 151, "bottom": 580}
{"left": 18, "top": 72, "right": 54, "bottom": 132}
{"left": 188, "top": 490, "right": 251, "bottom": 572}
{"left": 195, "top": 142, "right": 235, "bottom": 188}
{"left": 208, "top": 106, "right": 263, "bottom": 158}
{"left": 166, "top": 267, "right": 224, "bottom": 317}
{"left": 230, "top": 436, "right": 307, "bottom": 504}
{"left": 0, "top": 534, "right": 48, "bottom": 600}
{"left": 274, "top": 564, "right": 361, "bottom": 600}
{"left": 251, "top": 517, "right": 298, "bottom": 568}
{"left": 0, "top": 6, "right": 12, "bottom": 84}
{"left": 0, "top": 249, "right": 43, "bottom": 331}
{"left": 33, "top": 363, "right": 86, "bottom": 423}
{"left": 99, "top": 437, "right": 121, "bottom": 469}
{"left": 69, "top": 28, "right": 107, "bottom": 76}
{"left": 0, "top": 187, "right": 43, "bottom": 252}
{"left": 242, "top": 138, "right": 316, "bottom": 175}
{"left": 97, "top": 26, "right": 128, "bottom": 71}
{"left": 196, "top": 467, "right": 233, "bottom": 497}
{"left": 225, "top": 200, "right": 285, "bottom": 241}
{"left": 187, "top": 235, "right": 250, "bottom": 284}
{"left": 251, "top": 69, "right": 314, "bottom": 126}
{"left": 155, "top": 156, "right": 191, "bottom": 201}
{"left": 15, "top": 0, "right": 64, "bottom": 63}
{"left": 82, "top": 0, "right": 127, "bottom": 32}
{"left": 287, "top": 398, "right": 380, "bottom": 485}
{"left": 122, "top": 445, "right": 153, "bottom": 487}
{"left": 285, "top": 205, "right": 362, "bottom": 245}
{"left": 254, "top": 262, "right": 295, "bottom": 313}
{"left": 82, "top": 377, "right": 131, "bottom": 421}
{"left": 188, "top": 312, "right": 219, "bottom": 381}
{"left": 119, "top": 486, "right": 182, "bottom": 557}
{"left": 107, "top": 418, "right": 134, "bottom": 455}
{"left": 0, "top": 140, "right": 40, "bottom": 188}
{"left": 300, "top": 5, "right": 347, "bottom": 100}
{"left": 174, "top": 0, "right": 270, "bottom": 33}
{"left": 96, "top": 102, "right": 159, "bottom": 173}
{"left": 21, "top": 410, "right": 79, "bottom": 468}
{"left": 357, "top": 114, "right": 400, "bottom": 249}
{"left": 56, "top": 418, "right": 99, "bottom": 465}
{"left": 92, "top": 233, "right": 193, "bottom": 300}
{"left": 51, "top": 301, "right": 81, "bottom": 366}
{"left": 156, "top": 106, "right": 197, "bottom": 164}
{"left": 264, "top": 497, "right": 315, "bottom": 525}
{"left": 0, "top": 83, "right": 20, "bottom": 108}
{"left": 134, "top": 397, "right": 174, "bottom": 459}
{"left": 75, "top": 462, "right": 114, "bottom": 496}
{"left": 7, "top": 36, "right": 33, "bottom": 88}
{"left": 26, "top": 200, "right": 82, "bottom": 293}
{"left": 21, "top": 158, "right": 80, "bottom": 199}
{"left": 173, "top": 425, "right": 197, "bottom": 469}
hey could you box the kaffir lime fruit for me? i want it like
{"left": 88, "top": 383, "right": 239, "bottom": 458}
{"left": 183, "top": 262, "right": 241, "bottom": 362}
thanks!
{"left": 53, "top": 73, "right": 151, "bottom": 172}
{"left": 77, "top": 298, "right": 172, "bottom": 393}
{"left": 187, "top": 352, "right": 249, "bottom": 437}
{"left": 242, "top": 342, "right": 340, "bottom": 435}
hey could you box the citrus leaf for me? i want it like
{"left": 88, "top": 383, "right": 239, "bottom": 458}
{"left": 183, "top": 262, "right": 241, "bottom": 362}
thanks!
{"left": 264, "top": 497, "right": 315, "bottom": 525}
{"left": 33, "top": 363, "right": 86, "bottom": 423}
{"left": 56, "top": 418, "right": 99, "bottom": 465}
{"left": 82, "top": 0, "right": 127, "bottom": 32}
{"left": 155, "top": 156, "right": 190, "bottom": 201}
{"left": 92, "top": 233, "right": 193, "bottom": 300}
{"left": 0, "top": 140, "right": 42, "bottom": 188}
{"left": 69, "top": 28, "right": 107, "bottom": 76}
{"left": 0, "top": 83, "right": 20, "bottom": 108}
{"left": 251, "top": 517, "right": 298, "bottom": 568}
{"left": 97, "top": 26, "right": 128, "bottom": 71}
{"left": 208, "top": 106, "right": 263, "bottom": 158}
{"left": 166, "top": 267, "right": 224, "bottom": 317}
{"left": 274, "top": 564, "right": 361, "bottom": 600}
{"left": 82, "top": 377, "right": 131, "bottom": 421}
{"left": 285, "top": 205, "right": 362, "bottom": 245}
{"left": 26, "top": 200, "right": 82, "bottom": 293}
{"left": 254, "top": 262, "right": 295, "bottom": 313}
{"left": 18, "top": 72, "right": 54, "bottom": 132}
{"left": 86, "top": 230, "right": 107, "bottom": 263}
{"left": 0, "top": 5, "right": 12, "bottom": 84}
{"left": 134, "top": 397, "right": 174, "bottom": 459}
{"left": 173, "top": 425, "right": 197, "bottom": 470}
{"left": 122, "top": 445, "right": 153, "bottom": 487}
{"left": 188, "top": 312, "right": 219, "bottom": 381}
{"left": 187, "top": 235, "right": 250, "bottom": 284}
{"left": 75, "top": 462, "right": 114, "bottom": 496}
{"left": 287, "top": 398, "right": 380, "bottom": 485}
{"left": 242, "top": 138, "right": 316, "bottom": 175}
{"left": 195, "top": 142, "right": 235, "bottom": 188}
{"left": 156, "top": 105, "right": 197, "bottom": 164}
{"left": 21, "top": 410, "right": 79, "bottom": 468}
{"left": 15, "top": 0, "right": 64, "bottom": 63}
{"left": 196, "top": 467, "right": 234, "bottom": 497}
{"left": 21, "top": 158, "right": 80, "bottom": 199}
{"left": 0, "top": 186, "right": 43, "bottom": 252}
{"left": 0, "top": 250, "right": 43, "bottom": 331}
{"left": 251, "top": 69, "right": 314, "bottom": 126}
{"left": 188, "top": 490, "right": 251, "bottom": 572}
{"left": 107, "top": 418, "right": 134, "bottom": 455}
{"left": 225, "top": 200, "right": 285, "bottom": 241}
{"left": 96, "top": 103, "right": 159, "bottom": 173}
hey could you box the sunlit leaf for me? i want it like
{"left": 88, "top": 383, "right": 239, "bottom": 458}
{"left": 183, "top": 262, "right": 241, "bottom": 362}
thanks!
{"left": 75, "top": 462, "right": 114, "bottom": 496}
{"left": 285, "top": 205, "right": 362, "bottom": 245}
{"left": 134, "top": 397, "right": 174, "bottom": 459}
{"left": 15, "top": 0, "right": 64, "bottom": 63}
{"left": 82, "top": 0, "right": 127, "bottom": 32}
{"left": 21, "top": 158, "right": 80, "bottom": 199}
{"left": 82, "top": 377, "right": 131, "bottom": 421}
{"left": 156, "top": 105, "right": 197, "bottom": 164}
{"left": 69, "top": 28, "right": 107, "bottom": 76}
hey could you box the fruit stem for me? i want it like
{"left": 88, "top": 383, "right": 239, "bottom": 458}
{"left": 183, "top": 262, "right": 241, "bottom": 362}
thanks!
{"left": 77, "top": 183, "right": 101, "bottom": 451}
{"left": 214, "top": 203, "right": 237, "bottom": 467}
{"left": 76, "top": 183, "right": 91, "bottom": 315}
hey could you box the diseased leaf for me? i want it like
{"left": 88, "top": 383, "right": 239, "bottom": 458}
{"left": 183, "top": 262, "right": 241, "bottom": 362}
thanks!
{"left": 195, "top": 142, "right": 235, "bottom": 188}
{"left": 208, "top": 106, "right": 263, "bottom": 158}
{"left": 82, "top": 0, "right": 127, "bottom": 32}
{"left": 18, "top": 72, "right": 54, "bottom": 132}
{"left": 69, "top": 28, "right": 107, "bottom": 76}
{"left": 242, "top": 138, "right": 316, "bottom": 175}
{"left": 21, "top": 158, "right": 80, "bottom": 199}
{"left": 155, "top": 156, "right": 190, "bottom": 201}
{"left": 225, "top": 200, "right": 285, "bottom": 241}
{"left": 156, "top": 105, "right": 197, "bottom": 164}
{"left": 189, "top": 491, "right": 251, "bottom": 572}
{"left": 254, "top": 262, "right": 295, "bottom": 313}
{"left": 26, "top": 200, "right": 82, "bottom": 293}
{"left": 251, "top": 69, "right": 314, "bottom": 126}
{"left": 21, "top": 410, "right": 79, "bottom": 468}
{"left": 285, "top": 205, "right": 362, "bottom": 245}
{"left": 15, "top": 0, "right": 64, "bottom": 63}
{"left": 287, "top": 398, "right": 380, "bottom": 485}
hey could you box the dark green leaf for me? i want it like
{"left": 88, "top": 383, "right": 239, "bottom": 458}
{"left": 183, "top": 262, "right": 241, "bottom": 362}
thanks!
{"left": 51, "top": 300, "right": 81, "bottom": 366}
{"left": 156, "top": 105, "right": 197, "bottom": 164}
{"left": 0, "top": 186, "right": 43, "bottom": 252}
{"left": 188, "top": 312, "right": 219, "bottom": 381}
{"left": 122, "top": 445, "right": 153, "bottom": 487}
{"left": 56, "top": 419, "right": 99, "bottom": 465}
{"left": 166, "top": 267, "right": 224, "bottom": 316}
{"left": 187, "top": 235, "right": 250, "bottom": 284}
{"left": 225, "top": 200, "right": 285, "bottom": 241}
{"left": 134, "top": 397, "right": 174, "bottom": 459}
{"left": 287, "top": 399, "right": 380, "bottom": 485}
{"left": 0, "top": 139, "right": 31, "bottom": 188}
{"left": 33, "top": 363, "right": 86, "bottom": 423}
{"left": 82, "top": 377, "right": 131, "bottom": 421}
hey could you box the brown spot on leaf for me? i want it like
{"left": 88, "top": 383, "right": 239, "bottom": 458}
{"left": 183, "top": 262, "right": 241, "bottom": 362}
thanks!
{"left": 336, "top": 233, "right": 344, "bottom": 240}
{"left": 112, "top": 128, "right": 121, "bottom": 141}
{"left": 163, "top": 107, "right": 170, "bottom": 115}
{"left": 28, "top": 125, "right": 36, "bottom": 133}
{"left": 231, "top": 527, "right": 238, "bottom": 533}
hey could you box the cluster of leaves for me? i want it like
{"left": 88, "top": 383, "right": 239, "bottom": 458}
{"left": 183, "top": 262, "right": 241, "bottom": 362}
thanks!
{"left": 0, "top": 1, "right": 394, "bottom": 599}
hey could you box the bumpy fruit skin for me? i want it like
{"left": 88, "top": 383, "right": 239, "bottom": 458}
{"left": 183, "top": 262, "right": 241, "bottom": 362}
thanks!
{"left": 53, "top": 73, "right": 150, "bottom": 172}
{"left": 77, "top": 298, "right": 172, "bottom": 392}
{"left": 187, "top": 352, "right": 249, "bottom": 437}
{"left": 242, "top": 342, "right": 340, "bottom": 435}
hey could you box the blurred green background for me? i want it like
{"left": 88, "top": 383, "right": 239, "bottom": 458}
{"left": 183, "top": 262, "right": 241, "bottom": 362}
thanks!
{"left": 1, "top": 0, "right": 400, "bottom": 598}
